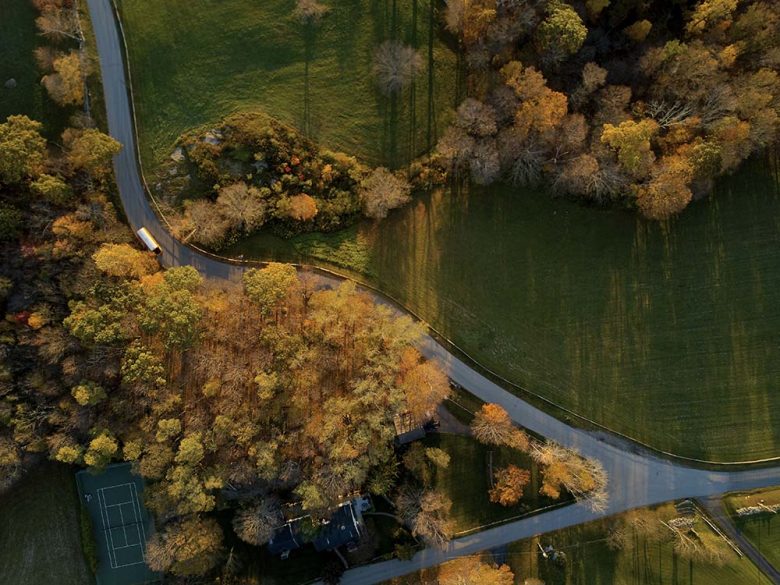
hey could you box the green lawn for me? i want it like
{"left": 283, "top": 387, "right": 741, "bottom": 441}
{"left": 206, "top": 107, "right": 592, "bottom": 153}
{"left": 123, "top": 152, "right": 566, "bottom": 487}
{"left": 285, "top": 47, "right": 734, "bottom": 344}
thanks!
{"left": 231, "top": 158, "right": 780, "bottom": 463}
{"left": 725, "top": 488, "right": 780, "bottom": 572}
{"left": 0, "top": 463, "right": 93, "bottom": 585}
{"left": 118, "top": 0, "right": 459, "bottom": 172}
{"left": 382, "top": 502, "right": 773, "bottom": 585}
{"left": 0, "top": 0, "right": 76, "bottom": 134}
{"left": 424, "top": 433, "right": 565, "bottom": 533}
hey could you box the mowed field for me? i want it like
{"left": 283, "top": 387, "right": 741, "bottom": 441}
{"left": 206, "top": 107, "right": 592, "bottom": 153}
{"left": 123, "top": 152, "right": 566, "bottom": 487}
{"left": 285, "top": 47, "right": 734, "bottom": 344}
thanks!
{"left": 0, "top": 463, "right": 92, "bottom": 585}
{"left": 118, "top": 0, "right": 459, "bottom": 171}
{"left": 232, "top": 158, "right": 780, "bottom": 462}
{"left": 725, "top": 488, "right": 780, "bottom": 571}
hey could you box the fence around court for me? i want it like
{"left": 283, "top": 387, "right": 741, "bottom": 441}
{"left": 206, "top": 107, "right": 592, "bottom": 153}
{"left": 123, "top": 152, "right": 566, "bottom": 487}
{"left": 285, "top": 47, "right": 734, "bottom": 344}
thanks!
{"left": 76, "top": 463, "right": 161, "bottom": 585}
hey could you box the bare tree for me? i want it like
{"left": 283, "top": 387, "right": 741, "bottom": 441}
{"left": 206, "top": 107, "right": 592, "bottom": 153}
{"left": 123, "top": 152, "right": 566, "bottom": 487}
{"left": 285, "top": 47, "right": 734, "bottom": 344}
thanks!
{"left": 294, "top": 0, "right": 330, "bottom": 24}
{"left": 232, "top": 497, "right": 283, "bottom": 546}
{"left": 360, "top": 168, "right": 411, "bottom": 219}
{"left": 373, "top": 41, "right": 424, "bottom": 95}
{"left": 396, "top": 486, "right": 454, "bottom": 549}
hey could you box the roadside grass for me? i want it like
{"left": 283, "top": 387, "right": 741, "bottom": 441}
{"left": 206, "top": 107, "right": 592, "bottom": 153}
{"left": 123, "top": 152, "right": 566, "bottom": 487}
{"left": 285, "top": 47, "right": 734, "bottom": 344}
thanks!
{"left": 231, "top": 159, "right": 780, "bottom": 462}
{"left": 0, "top": 462, "right": 93, "bottom": 585}
{"left": 381, "top": 502, "right": 773, "bottom": 585}
{"left": 117, "top": 0, "right": 459, "bottom": 173}
{"left": 725, "top": 488, "right": 780, "bottom": 572}
{"left": 424, "top": 433, "right": 565, "bottom": 533}
{"left": 0, "top": 0, "right": 76, "bottom": 135}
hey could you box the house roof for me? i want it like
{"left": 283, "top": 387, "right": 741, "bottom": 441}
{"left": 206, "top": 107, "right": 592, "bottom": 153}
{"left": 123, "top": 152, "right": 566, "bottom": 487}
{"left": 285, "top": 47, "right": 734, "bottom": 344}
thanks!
{"left": 267, "top": 522, "right": 302, "bottom": 555}
{"left": 312, "top": 502, "right": 362, "bottom": 552}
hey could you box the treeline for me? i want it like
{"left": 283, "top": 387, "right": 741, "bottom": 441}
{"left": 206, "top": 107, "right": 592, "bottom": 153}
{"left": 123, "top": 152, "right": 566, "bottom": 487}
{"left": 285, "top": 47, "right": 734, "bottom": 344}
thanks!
{"left": 159, "top": 112, "right": 414, "bottom": 249}
{"left": 435, "top": 0, "right": 780, "bottom": 219}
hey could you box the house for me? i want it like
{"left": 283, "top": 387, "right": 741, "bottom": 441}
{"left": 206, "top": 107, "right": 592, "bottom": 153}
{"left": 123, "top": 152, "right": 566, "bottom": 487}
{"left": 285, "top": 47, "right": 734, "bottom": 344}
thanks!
{"left": 312, "top": 501, "right": 363, "bottom": 552}
{"left": 267, "top": 520, "right": 304, "bottom": 557}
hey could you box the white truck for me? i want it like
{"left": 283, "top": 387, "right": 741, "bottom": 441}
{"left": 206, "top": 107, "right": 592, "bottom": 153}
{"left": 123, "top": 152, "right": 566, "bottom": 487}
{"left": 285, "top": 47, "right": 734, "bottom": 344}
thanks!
{"left": 136, "top": 227, "right": 162, "bottom": 255}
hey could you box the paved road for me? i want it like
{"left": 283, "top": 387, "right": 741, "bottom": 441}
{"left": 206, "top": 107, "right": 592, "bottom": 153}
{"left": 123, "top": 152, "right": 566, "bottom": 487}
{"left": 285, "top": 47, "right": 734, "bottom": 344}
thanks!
{"left": 84, "top": 0, "right": 780, "bottom": 582}
{"left": 700, "top": 497, "right": 780, "bottom": 584}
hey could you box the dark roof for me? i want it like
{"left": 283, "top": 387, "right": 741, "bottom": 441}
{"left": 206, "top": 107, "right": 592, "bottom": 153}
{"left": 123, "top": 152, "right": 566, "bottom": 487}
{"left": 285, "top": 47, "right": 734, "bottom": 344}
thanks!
{"left": 312, "top": 503, "right": 362, "bottom": 552}
{"left": 267, "top": 523, "right": 302, "bottom": 555}
{"left": 395, "top": 427, "right": 426, "bottom": 445}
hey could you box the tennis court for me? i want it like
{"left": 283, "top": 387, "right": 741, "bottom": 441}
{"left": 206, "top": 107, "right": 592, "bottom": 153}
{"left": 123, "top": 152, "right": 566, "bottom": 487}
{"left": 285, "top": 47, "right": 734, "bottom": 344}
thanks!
{"left": 76, "top": 463, "right": 161, "bottom": 585}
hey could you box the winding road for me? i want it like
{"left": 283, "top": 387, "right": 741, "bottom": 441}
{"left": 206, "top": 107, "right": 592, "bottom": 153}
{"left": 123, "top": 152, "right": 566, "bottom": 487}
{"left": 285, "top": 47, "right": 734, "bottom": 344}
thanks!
{"left": 84, "top": 0, "right": 780, "bottom": 582}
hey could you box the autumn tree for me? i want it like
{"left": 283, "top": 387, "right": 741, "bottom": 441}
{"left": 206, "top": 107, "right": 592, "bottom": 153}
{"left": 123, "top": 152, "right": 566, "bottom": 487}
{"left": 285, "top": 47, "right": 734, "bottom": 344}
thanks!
{"left": 243, "top": 262, "right": 298, "bottom": 317}
{"left": 373, "top": 41, "right": 423, "bottom": 95}
{"left": 284, "top": 193, "right": 318, "bottom": 221}
{"left": 93, "top": 243, "right": 158, "bottom": 279}
{"left": 215, "top": 182, "right": 266, "bottom": 233}
{"left": 438, "top": 556, "right": 515, "bottom": 585}
{"left": 360, "top": 167, "right": 412, "bottom": 219}
{"left": 489, "top": 464, "right": 531, "bottom": 507}
{"left": 396, "top": 486, "right": 454, "bottom": 549}
{"left": 30, "top": 174, "right": 72, "bottom": 204}
{"left": 146, "top": 517, "right": 224, "bottom": 577}
{"left": 471, "top": 403, "right": 529, "bottom": 451}
{"left": 0, "top": 115, "right": 46, "bottom": 184}
{"left": 536, "top": 1, "right": 587, "bottom": 60}
{"left": 42, "top": 51, "right": 85, "bottom": 106}
{"left": 64, "top": 128, "right": 122, "bottom": 180}
{"left": 232, "top": 497, "right": 283, "bottom": 546}
{"left": 532, "top": 441, "right": 608, "bottom": 511}
{"left": 294, "top": 0, "right": 329, "bottom": 24}
{"left": 398, "top": 348, "right": 450, "bottom": 421}
{"left": 600, "top": 119, "right": 659, "bottom": 178}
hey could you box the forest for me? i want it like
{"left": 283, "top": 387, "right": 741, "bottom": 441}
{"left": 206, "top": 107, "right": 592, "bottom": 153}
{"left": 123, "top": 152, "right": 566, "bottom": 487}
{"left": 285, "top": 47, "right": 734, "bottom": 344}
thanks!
{"left": 435, "top": 0, "right": 779, "bottom": 218}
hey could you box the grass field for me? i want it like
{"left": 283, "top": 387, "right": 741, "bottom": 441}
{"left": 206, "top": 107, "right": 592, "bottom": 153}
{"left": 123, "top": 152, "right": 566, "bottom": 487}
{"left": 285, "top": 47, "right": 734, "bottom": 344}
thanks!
{"left": 725, "top": 488, "right": 780, "bottom": 572}
{"left": 425, "top": 433, "right": 565, "bottom": 533}
{"left": 231, "top": 158, "right": 780, "bottom": 462}
{"left": 118, "top": 0, "right": 459, "bottom": 172}
{"left": 383, "top": 502, "right": 773, "bottom": 585}
{"left": 0, "top": 0, "right": 77, "bottom": 135}
{"left": 0, "top": 463, "right": 93, "bottom": 585}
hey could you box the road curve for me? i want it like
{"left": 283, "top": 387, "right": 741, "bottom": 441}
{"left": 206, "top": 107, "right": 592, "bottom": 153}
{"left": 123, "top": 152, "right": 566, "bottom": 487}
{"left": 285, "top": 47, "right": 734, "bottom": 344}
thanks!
{"left": 84, "top": 0, "right": 780, "bottom": 582}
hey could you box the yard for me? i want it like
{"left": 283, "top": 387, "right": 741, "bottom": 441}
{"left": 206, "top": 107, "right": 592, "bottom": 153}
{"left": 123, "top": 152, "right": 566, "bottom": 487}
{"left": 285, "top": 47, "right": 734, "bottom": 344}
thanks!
{"left": 725, "top": 487, "right": 780, "bottom": 572}
{"left": 424, "top": 433, "right": 566, "bottom": 533}
{"left": 0, "top": 463, "right": 93, "bottom": 585}
{"left": 117, "top": 0, "right": 459, "bottom": 172}
{"left": 382, "top": 502, "right": 773, "bottom": 584}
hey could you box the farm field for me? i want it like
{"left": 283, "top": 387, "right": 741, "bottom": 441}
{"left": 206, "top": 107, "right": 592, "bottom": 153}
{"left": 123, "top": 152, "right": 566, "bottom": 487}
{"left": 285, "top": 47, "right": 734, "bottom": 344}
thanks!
{"left": 117, "top": 0, "right": 459, "bottom": 172}
{"left": 0, "top": 463, "right": 93, "bottom": 585}
{"left": 725, "top": 488, "right": 780, "bottom": 571}
{"left": 231, "top": 158, "right": 780, "bottom": 462}
{"left": 382, "top": 502, "right": 773, "bottom": 585}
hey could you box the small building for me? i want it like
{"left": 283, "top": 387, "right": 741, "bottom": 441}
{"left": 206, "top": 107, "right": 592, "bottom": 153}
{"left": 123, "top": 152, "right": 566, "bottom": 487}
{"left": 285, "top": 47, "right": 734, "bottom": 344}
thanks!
{"left": 393, "top": 411, "right": 427, "bottom": 446}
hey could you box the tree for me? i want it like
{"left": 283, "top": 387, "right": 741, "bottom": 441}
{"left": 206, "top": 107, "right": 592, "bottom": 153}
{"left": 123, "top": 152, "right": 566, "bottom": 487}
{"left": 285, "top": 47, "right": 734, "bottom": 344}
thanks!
{"left": 232, "top": 497, "right": 283, "bottom": 546}
{"left": 35, "top": 6, "right": 81, "bottom": 42}
{"left": 42, "top": 51, "right": 85, "bottom": 106}
{"left": 64, "top": 128, "right": 122, "bottom": 180}
{"left": 216, "top": 182, "right": 267, "bottom": 233}
{"left": 30, "top": 174, "right": 72, "bottom": 204}
{"left": 373, "top": 41, "right": 423, "bottom": 95}
{"left": 294, "top": 0, "right": 329, "bottom": 24}
{"left": 284, "top": 193, "right": 318, "bottom": 221}
{"left": 686, "top": 0, "right": 738, "bottom": 37}
{"left": 84, "top": 433, "right": 118, "bottom": 469}
{"left": 536, "top": 1, "right": 587, "bottom": 59}
{"left": 146, "top": 517, "right": 224, "bottom": 577}
{"left": 398, "top": 348, "right": 450, "bottom": 421}
{"left": 243, "top": 263, "right": 299, "bottom": 317}
{"left": 624, "top": 19, "right": 652, "bottom": 43}
{"left": 471, "top": 404, "right": 529, "bottom": 451}
{"left": 184, "top": 199, "right": 230, "bottom": 247}
{"left": 489, "top": 464, "right": 530, "bottom": 506}
{"left": 71, "top": 381, "right": 107, "bottom": 406}
{"left": 93, "top": 243, "right": 158, "bottom": 279}
{"left": 532, "top": 441, "right": 608, "bottom": 511}
{"left": 360, "top": 168, "right": 412, "bottom": 219}
{"left": 600, "top": 119, "right": 659, "bottom": 178}
{"left": 396, "top": 486, "right": 454, "bottom": 549}
{"left": 0, "top": 115, "right": 46, "bottom": 184}
{"left": 438, "top": 556, "right": 515, "bottom": 585}
{"left": 636, "top": 155, "right": 694, "bottom": 220}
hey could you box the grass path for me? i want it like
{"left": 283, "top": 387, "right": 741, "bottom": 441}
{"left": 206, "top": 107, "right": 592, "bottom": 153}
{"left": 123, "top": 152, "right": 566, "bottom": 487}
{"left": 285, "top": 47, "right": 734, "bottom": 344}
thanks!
{"left": 0, "top": 463, "right": 92, "bottom": 585}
